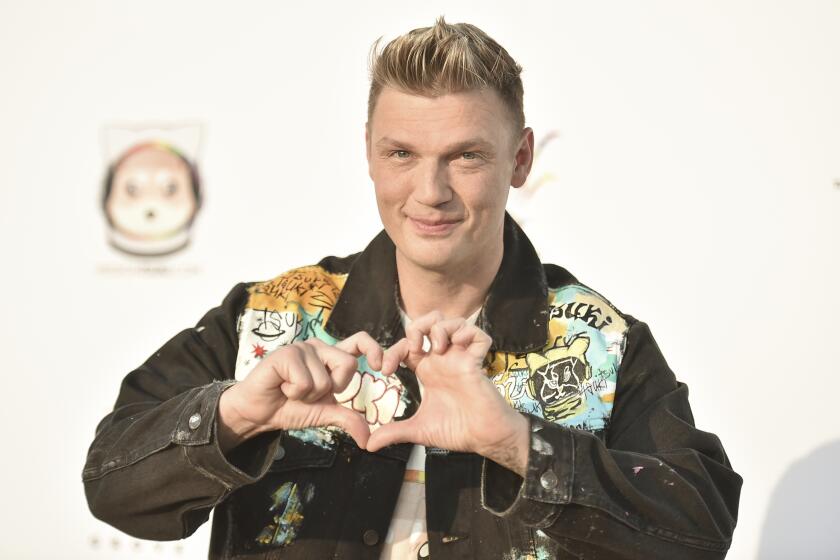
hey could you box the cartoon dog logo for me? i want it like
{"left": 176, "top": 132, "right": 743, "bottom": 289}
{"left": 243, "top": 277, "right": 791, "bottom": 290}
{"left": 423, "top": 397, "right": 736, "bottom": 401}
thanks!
{"left": 526, "top": 335, "right": 591, "bottom": 422}
{"left": 102, "top": 141, "right": 201, "bottom": 256}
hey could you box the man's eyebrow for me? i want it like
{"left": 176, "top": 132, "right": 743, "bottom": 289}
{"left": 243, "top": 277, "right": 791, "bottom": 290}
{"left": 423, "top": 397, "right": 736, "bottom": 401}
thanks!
{"left": 375, "top": 136, "right": 496, "bottom": 153}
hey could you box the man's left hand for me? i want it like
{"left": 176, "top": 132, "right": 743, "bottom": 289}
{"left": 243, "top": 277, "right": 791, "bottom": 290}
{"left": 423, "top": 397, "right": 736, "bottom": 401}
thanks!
{"left": 365, "top": 311, "right": 529, "bottom": 477}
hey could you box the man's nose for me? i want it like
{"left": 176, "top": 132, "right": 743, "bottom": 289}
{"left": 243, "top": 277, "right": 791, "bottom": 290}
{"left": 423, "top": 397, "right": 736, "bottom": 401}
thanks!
{"left": 411, "top": 161, "right": 452, "bottom": 207}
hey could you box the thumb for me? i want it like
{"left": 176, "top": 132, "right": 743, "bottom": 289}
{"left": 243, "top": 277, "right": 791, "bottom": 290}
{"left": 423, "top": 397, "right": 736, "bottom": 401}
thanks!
{"left": 318, "top": 404, "right": 371, "bottom": 449}
{"left": 366, "top": 418, "right": 418, "bottom": 453}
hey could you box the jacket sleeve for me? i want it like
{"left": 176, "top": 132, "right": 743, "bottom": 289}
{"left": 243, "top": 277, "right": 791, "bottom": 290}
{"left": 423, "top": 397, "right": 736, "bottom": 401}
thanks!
{"left": 82, "top": 282, "right": 283, "bottom": 541}
{"left": 480, "top": 318, "right": 743, "bottom": 559}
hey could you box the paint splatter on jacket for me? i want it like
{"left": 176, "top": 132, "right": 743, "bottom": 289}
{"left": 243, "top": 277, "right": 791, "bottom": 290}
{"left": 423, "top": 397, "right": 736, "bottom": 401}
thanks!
{"left": 83, "top": 213, "right": 742, "bottom": 559}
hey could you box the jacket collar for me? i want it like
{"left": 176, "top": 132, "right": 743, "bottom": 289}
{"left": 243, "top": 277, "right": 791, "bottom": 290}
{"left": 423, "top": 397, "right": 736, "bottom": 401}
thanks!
{"left": 324, "top": 212, "right": 549, "bottom": 354}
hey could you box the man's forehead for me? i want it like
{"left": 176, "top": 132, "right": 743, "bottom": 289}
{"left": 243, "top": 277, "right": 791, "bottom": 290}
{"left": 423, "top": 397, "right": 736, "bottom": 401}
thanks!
{"left": 367, "top": 87, "right": 516, "bottom": 151}
{"left": 375, "top": 135, "right": 497, "bottom": 152}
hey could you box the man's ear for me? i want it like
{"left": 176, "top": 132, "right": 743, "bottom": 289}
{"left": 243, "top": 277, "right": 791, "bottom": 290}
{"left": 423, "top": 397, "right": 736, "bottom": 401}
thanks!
{"left": 510, "top": 127, "right": 535, "bottom": 189}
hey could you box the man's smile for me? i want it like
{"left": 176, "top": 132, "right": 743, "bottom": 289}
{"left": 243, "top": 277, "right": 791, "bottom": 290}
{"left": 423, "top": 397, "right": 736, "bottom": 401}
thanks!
{"left": 407, "top": 215, "right": 463, "bottom": 235}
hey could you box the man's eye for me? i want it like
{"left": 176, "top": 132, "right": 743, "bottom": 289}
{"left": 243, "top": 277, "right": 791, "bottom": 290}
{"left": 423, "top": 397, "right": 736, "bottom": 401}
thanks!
{"left": 459, "top": 152, "right": 484, "bottom": 162}
{"left": 391, "top": 150, "right": 410, "bottom": 159}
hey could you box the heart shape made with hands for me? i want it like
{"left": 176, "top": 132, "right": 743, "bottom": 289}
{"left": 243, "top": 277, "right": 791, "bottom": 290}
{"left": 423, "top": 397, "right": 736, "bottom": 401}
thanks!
{"left": 365, "top": 313, "right": 526, "bottom": 457}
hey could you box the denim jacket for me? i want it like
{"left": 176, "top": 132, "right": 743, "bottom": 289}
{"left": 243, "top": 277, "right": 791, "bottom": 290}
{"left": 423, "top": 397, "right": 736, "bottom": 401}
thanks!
{"left": 83, "top": 213, "right": 742, "bottom": 559}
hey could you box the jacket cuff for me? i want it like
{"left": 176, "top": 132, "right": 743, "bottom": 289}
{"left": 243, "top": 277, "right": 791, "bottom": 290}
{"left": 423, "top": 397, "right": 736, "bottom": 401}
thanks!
{"left": 481, "top": 414, "right": 573, "bottom": 528}
{"left": 175, "top": 380, "right": 282, "bottom": 490}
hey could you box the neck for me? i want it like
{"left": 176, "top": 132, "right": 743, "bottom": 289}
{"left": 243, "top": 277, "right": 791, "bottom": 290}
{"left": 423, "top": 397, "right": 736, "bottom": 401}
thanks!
{"left": 396, "top": 242, "right": 504, "bottom": 321}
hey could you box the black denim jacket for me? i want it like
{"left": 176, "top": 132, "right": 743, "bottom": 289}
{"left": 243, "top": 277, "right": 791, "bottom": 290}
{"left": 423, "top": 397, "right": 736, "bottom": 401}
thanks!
{"left": 83, "top": 214, "right": 742, "bottom": 559}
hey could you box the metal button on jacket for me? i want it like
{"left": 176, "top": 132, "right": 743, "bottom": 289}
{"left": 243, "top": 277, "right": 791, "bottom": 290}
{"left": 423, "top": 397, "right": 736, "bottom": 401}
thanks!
{"left": 188, "top": 413, "right": 202, "bottom": 430}
{"left": 540, "top": 470, "right": 559, "bottom": 491}
{"left": 274, "top": 445, "right": 285, "bottom": 460}
{"left": 363, "top": 529, "right": 379, "bottom": 546}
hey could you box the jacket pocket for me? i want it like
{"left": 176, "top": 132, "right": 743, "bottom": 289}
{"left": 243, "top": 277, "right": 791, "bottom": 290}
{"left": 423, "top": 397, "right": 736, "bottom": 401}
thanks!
{"left": 223, "top": 429, "right": 347, "bottom": 557}
{"left": 267, "top": 428, "right": 340, "bottom": 472}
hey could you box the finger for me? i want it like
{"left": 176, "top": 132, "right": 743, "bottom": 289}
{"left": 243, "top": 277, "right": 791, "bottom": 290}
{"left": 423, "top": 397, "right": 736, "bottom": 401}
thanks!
{"left": 451, "top": 324, "right": 493, "bottom": 358}
{"left": 382, "top": 338, "right": 424, "bottom": 374}
{"left": 429, "top": 318, "right": 467, "bottom": 354}
{"left": 381, "top": 339, "right": 410, "bottom": 376}
{"left": 334, "top": 331, "right": 384, "bottom": 372}
{"left": 306, "top": 339, "right": 359, "bottom": 393}
{"left": 277, "top": 346, "right": 314, "bottom": 400}
{"left": 365, "top": 417, "right": 419, "bottom": 452}
{"left": 428, "top": 323, "right": 450, "bottom": 354}
{"left": 319, "top": 403, "right": 371, "bottom": 449}
{"left": 405, "top": 310, "right": 444, "bottom": 353}
{"left": 299, "top": 343, "right": 334, "bottom": 403}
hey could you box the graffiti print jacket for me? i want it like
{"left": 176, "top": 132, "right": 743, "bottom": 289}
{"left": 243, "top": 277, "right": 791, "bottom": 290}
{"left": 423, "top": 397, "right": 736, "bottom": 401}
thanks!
{"left": 83, "top": 213, "right": 742, "bottom": 559}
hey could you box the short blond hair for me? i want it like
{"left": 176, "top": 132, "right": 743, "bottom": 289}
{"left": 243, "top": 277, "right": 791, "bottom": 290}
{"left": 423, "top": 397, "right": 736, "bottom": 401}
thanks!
{"left": 367, "top": 16, "right": 525, "bottom": 135}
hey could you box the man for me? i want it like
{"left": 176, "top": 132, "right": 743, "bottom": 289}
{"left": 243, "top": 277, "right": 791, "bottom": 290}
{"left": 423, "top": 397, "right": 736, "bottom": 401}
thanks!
{"left": 84, "top": 17, "right": 742, "bottom": 559}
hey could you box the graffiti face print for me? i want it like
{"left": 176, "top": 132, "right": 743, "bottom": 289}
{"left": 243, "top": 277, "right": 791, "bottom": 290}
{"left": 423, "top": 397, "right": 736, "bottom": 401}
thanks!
{"left": 536, "top": 355, "right": 586, "bottom": 404}
{"left": 527, "top": 336, "right": 591, "bottom": 422}
{"left": 235, "top": 309, "right": 303, "bottom": 374}
{"left": 251, "top": 310, "right": 299, "bottom": 343}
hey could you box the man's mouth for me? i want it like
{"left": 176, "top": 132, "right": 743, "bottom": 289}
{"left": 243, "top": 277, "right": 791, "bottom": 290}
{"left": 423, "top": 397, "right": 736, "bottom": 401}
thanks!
{"left": 408, "top": 216, "right": 462, "bottom": 235}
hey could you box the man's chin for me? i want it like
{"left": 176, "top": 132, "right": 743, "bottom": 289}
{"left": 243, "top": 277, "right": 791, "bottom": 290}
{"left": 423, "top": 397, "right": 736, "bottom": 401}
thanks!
{"left": 397, "top": 248, "right": 462, "bottom": 274}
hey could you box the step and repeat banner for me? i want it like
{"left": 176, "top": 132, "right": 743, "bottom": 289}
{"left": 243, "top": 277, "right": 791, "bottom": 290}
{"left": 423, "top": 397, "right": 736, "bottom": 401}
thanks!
{"left": 1, "top": 1, "right": 838, "bottom": 559}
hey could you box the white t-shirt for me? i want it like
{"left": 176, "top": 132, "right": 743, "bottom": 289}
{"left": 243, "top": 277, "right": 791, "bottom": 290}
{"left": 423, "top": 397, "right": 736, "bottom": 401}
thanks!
{"left": 378, "top": 307, "right": 481, "bottom": 560}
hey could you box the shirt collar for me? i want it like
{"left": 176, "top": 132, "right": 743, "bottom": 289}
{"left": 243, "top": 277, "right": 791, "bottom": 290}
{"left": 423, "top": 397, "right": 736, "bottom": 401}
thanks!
{"left": 324, "top": 211, "right": 550, "bottom": 353}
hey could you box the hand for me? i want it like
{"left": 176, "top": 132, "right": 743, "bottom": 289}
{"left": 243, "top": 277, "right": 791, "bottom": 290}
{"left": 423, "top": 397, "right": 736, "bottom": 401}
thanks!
{"left": 218, "top": 332, "right": 383, "bottom": 453}
{"left": 366, "top": 312, "right": 529, "bottom": 475}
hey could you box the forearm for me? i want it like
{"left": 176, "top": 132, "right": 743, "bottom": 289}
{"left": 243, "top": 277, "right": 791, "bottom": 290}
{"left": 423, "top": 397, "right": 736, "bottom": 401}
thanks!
{"left": 480, "top": 319, "right": 742, "bottom": 558}
{"left": 84, "top": 381, "right": 281, "bottom": 539}
{"left": 481, "top": 406, "right": 741, "bottom": 559}
{"left": 82, "top": 282, "right": 285, "bottom": 539}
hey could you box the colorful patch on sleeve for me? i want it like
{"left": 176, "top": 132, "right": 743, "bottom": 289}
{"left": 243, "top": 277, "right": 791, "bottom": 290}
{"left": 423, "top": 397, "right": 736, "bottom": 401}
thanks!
{"left": 488, "top": 284, "right": 628, "bottom": 433}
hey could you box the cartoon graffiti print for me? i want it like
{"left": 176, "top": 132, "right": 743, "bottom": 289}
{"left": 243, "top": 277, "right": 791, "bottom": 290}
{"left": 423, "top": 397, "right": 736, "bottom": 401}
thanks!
{"left": 334, "top": 371, "right": 406, "bottom": 428}
{"left": 526, "top": 336, "right": 591, "bottom": 422}
{"left": 234, "top": 267, "right": 348, "bottom": 379}
{"left": 250, "top": 309, "right": 301, "bottom": 343}
{"left": 488, "top": 284, "right": 629, "bottom": 433}
{"left": 235, "top": 308, "right": 303, "bottom": 375}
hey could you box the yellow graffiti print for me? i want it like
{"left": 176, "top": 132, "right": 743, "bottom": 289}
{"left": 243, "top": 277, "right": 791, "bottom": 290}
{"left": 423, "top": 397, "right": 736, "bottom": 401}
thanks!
{"left": 248, "top": 266, "right": 348, "bottom": 318}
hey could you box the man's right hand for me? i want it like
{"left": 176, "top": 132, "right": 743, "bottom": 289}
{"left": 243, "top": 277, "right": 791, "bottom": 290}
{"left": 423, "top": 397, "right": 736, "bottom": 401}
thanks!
{"left": 217, "top": 332, "right": 383, "bottom": 453}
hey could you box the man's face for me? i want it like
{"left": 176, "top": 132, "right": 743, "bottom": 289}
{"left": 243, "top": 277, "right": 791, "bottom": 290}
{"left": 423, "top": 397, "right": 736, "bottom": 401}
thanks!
{"left": 366, "top": 86, "right": 533, "bottom": 274}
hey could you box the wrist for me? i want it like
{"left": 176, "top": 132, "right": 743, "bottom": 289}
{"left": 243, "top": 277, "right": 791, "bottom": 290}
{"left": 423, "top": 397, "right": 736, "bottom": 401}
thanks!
{"left": 217, "top": 384, "right": 264, "bottom": 454}
{"left": 480, "top": 412, "right": 529, "bottom": 477}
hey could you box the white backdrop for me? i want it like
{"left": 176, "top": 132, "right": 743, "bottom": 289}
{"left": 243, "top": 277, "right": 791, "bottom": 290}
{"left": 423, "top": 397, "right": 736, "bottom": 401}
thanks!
{"left": 1, "top": 1, "right": 838, "bottom": 558}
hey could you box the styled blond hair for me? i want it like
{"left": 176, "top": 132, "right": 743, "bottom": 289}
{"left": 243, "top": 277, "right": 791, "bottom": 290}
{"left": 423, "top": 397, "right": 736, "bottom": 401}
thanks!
{"left": 367, "top": 16, "right": 525, "bottom": 134}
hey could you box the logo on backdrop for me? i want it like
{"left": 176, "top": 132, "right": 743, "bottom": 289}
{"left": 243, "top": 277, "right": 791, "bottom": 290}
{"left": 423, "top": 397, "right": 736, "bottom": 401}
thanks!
{"left": 100, "top": 123, "right": 203, "bottom": 258}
